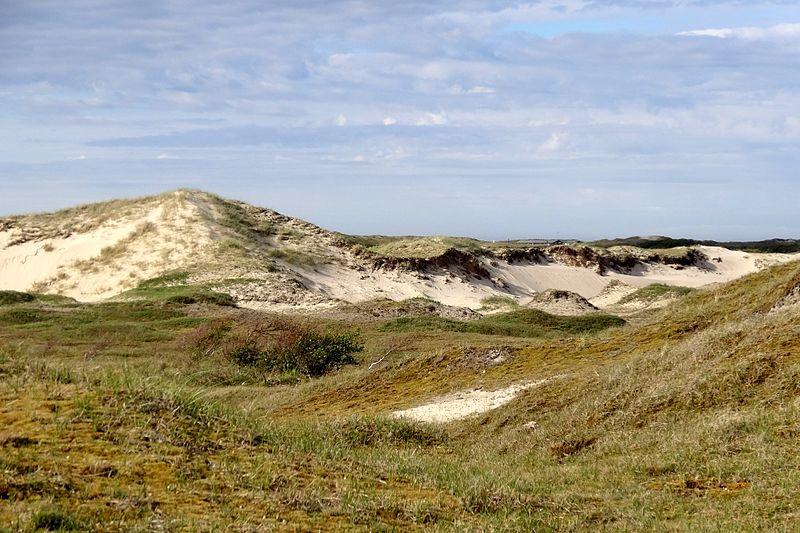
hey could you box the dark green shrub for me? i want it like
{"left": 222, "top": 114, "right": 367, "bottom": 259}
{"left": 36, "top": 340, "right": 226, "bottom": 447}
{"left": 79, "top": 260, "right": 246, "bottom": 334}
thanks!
{"left": 186, "top": 314, "right": 363, "bottom": 377}
{"left": 0, "top": 290, "right": 36, "bottom": 306}
{"left": 284, "top": 331, "right": 361, "bottom": 376}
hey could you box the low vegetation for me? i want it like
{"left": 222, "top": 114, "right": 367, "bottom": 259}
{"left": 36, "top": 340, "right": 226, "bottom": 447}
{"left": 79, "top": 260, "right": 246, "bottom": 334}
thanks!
{"left": 617, "top": 283, "right": 695, "bottom": 305}
{"left": 478, "top": 295, "right": 519, "bottom": 311}
{"left": 380, "top": 308, "right": 625, "bottom": 338}
{"left": 117, "top": 281, "right": 236, "bottom": 306}
{"left": 1, "top": 259, "right": 799, "bottom": 530}
{"left": 589, "top": 235, "right": 800, "bottom": 253}
{"left": 186, "top": 314, "right": 363, "bottom": 377}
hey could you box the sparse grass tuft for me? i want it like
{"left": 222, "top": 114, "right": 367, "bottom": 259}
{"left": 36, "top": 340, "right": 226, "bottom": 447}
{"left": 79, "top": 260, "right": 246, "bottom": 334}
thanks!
{"left": 31, "top": 508, "right": 83, "bottom": 531}
{"left": 369, "top": 236, "right": 486, "bottom": 258}
{"left": 136, "top": 271, "right": 192, "bottom": 288}
{"left": 330, "top": 416, "right": 448, "bottom": 447}
{"left": 267, "top": 248, "right": 320, "bottom": 266}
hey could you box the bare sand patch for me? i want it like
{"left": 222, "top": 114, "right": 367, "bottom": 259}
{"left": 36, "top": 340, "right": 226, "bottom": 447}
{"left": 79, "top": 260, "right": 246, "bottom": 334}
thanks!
{"left": 393, "top": 379, "right": 551, "bottom": 423}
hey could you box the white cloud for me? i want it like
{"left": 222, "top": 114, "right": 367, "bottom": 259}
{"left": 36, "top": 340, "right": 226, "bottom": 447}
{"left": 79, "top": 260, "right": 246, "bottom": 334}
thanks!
{"left": 678, "top": 23, "right": 800, "bottom": 40}
{"left": 383, "top": 116, "right": 397, "bottom": 126}
{"left": 467, "top": 85, "right": 495, "bottom": 94}
{"left": 448, "top": 85, "right": 496, "bottom": 95}
{"left": 67, "top": 154, "right": 87, "bottom": 160}
{"left": 156, "top": 153, "right": 170, "bottom": 160}
{"left": 335, "top": 114, "right": 347, "bottom": 126}
{"left": 416, "top": 112, "right": 448, "bottom": 126}
{"left": 538, "top": 132, "right": 566, "bottom": 153}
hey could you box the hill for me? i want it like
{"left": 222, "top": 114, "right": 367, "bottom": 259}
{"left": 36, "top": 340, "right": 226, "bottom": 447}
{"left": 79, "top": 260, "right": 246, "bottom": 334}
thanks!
{"left": 1, "top": 190, "right": 797, "bottom": 313}
{"left": 0, "top": 238, "right": 798, "bottom": 529}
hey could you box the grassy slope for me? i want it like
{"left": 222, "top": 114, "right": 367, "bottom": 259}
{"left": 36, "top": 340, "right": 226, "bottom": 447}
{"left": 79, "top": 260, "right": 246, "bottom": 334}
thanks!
{"left": 589, "top": 236, "right": 800, "bottom": 254}
{"left": 617, "top": 283, "right": 695, "bottom": 305}
{"left": 1, "top": 261, "right": 799, "bottom": 530}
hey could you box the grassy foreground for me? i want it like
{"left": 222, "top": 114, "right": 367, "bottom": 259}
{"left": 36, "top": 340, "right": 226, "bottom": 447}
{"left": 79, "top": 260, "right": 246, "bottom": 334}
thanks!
{"left": 1, "top": 260, "right": 800, "bottom": 531}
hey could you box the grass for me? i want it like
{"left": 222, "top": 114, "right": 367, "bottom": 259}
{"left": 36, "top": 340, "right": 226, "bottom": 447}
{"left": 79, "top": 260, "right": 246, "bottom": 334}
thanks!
{"left": 0, "top": 291, "right": 76, "bottom": 307}
{"left": 1, "top": 258, "right": 799, "bottom": 530}
{"left": 136, "top": 271, "right": 192, "bottom": 288}
{"left": 618, "top": 283, "right": 695, "bottom": 305}
{"left": 368, "top": 236, "right": 487, "bottom": 258}
{"left": 0, "top": 291, "right": 35, "bottom": 306}
{"left": 589, "top": 236, "right": 800, "bottom": 253}
{"left": 479, "top": 295, "right": 519, "bottom": 311}
{"left": 380, "top": 308, "right": 625, "bottom": 338}
{"left": 116, "top": 284, "right": 236, "bottom": 306}
{"left": 267, "top": 248, "right": 320, "bottom": 266}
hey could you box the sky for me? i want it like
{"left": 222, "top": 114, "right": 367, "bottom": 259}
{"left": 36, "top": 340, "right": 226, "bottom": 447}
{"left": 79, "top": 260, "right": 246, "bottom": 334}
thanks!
{"left": 1, "top": 0, "right": 799, "bottom": 240}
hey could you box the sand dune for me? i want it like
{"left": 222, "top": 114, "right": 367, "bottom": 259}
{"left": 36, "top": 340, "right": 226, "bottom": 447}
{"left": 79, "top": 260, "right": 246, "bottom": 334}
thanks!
{"left": 1, "top": 191, "right": 798, "bottom": 311}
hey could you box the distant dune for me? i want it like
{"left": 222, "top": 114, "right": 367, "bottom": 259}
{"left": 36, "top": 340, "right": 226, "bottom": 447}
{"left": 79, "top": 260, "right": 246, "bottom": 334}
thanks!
{"left": 1, "top": 190, "right": 798, "bottom": 312}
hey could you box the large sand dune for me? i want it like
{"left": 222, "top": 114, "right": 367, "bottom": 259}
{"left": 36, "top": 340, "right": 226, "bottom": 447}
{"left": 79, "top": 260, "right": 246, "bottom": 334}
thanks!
{"left": 1, "top": 190, "right": 797, "bottom": 311}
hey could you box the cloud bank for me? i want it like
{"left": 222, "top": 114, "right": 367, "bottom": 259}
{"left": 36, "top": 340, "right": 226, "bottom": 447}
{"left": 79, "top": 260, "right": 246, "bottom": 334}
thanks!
{"left": 0, "top": 0, "right": 798, "bottom": 239}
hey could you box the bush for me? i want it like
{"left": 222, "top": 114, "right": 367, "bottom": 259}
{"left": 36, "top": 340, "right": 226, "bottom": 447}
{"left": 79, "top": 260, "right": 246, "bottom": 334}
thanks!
{"left": 186, "top": 314, "right": 363, "bottom": 377}
{"left": 0, "top": 290, "right": 36, "bottom": 306}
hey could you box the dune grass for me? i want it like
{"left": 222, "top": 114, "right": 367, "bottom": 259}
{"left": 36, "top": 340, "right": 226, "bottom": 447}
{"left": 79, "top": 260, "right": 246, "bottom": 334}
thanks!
{"left": 116, "top": 284, "right": 236, "bottom": 306}
{"left": 617, "top": 283, "right": 696, "bottom": 305}
{"left": 380, "top": 308, "right": 625, "bottom": 338}
{"left": 1, "top": 260, "right": 799, "bottom": 530}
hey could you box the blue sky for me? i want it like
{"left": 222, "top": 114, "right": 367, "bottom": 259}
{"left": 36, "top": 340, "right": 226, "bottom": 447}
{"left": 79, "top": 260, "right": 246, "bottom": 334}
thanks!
{"left": 1, "top": 1, "right": 799, "bottom": 240}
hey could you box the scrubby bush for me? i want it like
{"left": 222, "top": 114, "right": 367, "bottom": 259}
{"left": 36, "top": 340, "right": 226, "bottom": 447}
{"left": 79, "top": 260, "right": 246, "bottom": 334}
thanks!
{"left": 186, "top": 314, "right": 362, "bottom": 377}
{"left": 0, "top": 290, "right": 36, "bottom": 306}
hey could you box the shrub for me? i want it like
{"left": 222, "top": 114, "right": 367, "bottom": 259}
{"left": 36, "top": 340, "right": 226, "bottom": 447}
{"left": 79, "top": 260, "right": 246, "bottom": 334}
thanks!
{"left": 186, "top": 314, "right": 363, "bottom": 377}
{"left": 0, "top": 290, "right": 36, "bottom": 306}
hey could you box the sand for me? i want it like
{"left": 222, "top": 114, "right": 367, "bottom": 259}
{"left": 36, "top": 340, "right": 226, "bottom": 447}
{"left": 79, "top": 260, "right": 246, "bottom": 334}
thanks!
{"left": 2, "top": 191, "right": 798, "bottom": 310}
{"left": 0, "top": 192, "right": 215, "bottom": 300}
{"left": 392, "top": 379, "right": 551, "bottom": 423}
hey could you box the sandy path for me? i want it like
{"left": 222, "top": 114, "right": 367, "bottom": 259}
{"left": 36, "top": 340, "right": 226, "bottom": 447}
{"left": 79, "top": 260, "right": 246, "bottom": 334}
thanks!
{"left": 392, "top": 379, "right": 550, "bottom": 423}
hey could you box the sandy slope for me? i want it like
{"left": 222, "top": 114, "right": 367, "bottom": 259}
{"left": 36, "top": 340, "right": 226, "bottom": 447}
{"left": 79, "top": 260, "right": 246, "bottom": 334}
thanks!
{"left": 0, "top": 192, "right": 215, "bottom": 300}
{"left": 2, "top": 191, "right": 798, "bottom": 309}
{"left": 298, "top": 247, "right": 800, "bottom": 312}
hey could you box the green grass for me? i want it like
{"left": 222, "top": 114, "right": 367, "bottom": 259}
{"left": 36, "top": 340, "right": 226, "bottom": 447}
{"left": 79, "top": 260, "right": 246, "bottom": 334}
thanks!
{"left": 30, "top": 508, "right": 83, "bottom": 531}
{"left": 266, "top": 248, "right": 320, "bottom": 266}
{"left": 380, "top": 308, "right": 625, "bottom": 338}
{"left": 618, "top": 283, "right": 696, "bottom": 305}
{"left": 0, "top": 291, "right": 77, "bottom": 307}
{"left": 479, "top": 295, "right": 519, "bottom": 311}
{"left": 589, "top": 236, "right": 800, "bottom": 253}
{"left": 136, "top": 271, "right": 192, "bottom": 288}
{"left": 116, "top": 284, "right": 236, "bottom": 306}
{"left": 368, "top": 236, "right": 487, "bottom": 258}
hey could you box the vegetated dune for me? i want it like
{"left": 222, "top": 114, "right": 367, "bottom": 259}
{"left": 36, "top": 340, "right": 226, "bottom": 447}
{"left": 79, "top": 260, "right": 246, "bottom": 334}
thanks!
{"left": 1, "top": 189, "right": 797, "bottom": 312}
{"left": 1, "top": 232, "right": 800, "bottom": 530}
